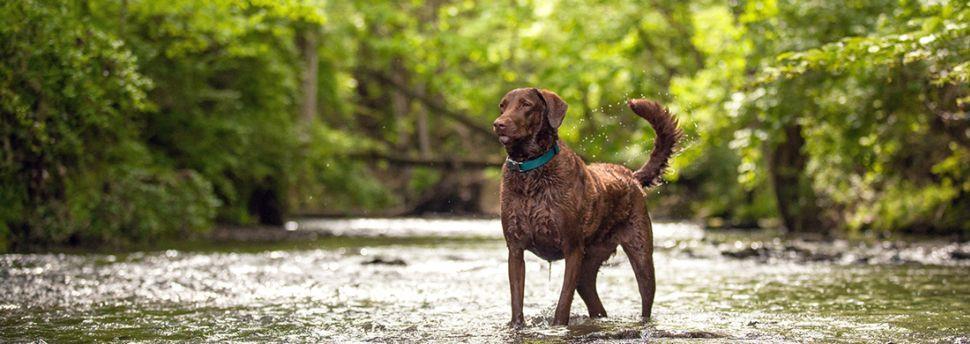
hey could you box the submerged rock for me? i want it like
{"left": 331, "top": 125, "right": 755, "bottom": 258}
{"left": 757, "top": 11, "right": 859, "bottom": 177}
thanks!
{"left": 950, "top": 250, "right": 970, "bottom": 260}
{"left": 361, "top": 257, "right": 407, "bottom": 266}
{"left": 650, "top": 329, "right": 727, "bottom": 339}
{"left": 721, "top": 246, "right": 770, "bottom": 260}
{"left": 580, "top": 328, "right": 641, "bottom": 340}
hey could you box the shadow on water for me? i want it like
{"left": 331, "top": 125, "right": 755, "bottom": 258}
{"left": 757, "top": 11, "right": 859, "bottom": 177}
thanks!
{"left": 1, "top": 218, "right": 968, "bottom": 343}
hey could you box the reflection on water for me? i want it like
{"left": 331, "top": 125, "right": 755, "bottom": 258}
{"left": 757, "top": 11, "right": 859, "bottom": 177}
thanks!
{"left": 0, "top": 219, "right": 968, "bottom": 342}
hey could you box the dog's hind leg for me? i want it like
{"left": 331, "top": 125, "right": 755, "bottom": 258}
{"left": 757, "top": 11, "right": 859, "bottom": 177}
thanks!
{"left": 577, "top": 245, "right": 614, "bottom": 318}
{"left": 620, "top": 216, "right": 655, "bottom": 321}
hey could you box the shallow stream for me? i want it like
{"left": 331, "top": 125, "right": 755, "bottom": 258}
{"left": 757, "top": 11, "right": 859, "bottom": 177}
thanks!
{"left": 1, "top": 219, "right": 968, "bottom": 342}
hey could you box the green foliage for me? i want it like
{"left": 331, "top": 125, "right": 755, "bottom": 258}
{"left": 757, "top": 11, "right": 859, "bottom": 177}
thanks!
{"left": 2, "top": 0, "right": 968, "bottom": 250}
{"left": 739, "top": 0, "right": 969, "bottom": 233}
{"left": 292, "top": 124, "right": 392, "bottom": 213}
{"left": 119, "top": 0, "right": 306, "bottom": 222}
{"left": 113, "top": 0, "right": 390, "bottom": 221}
{"left": 0, "top": 0, "right": 207, "bottom": 248}
{"left": 765, "top": 3, "right": 969, "bottom": 85}
{"left": 0, "top": 0, "right": 389, "bottom": 249}
{"left": 55, "top": 159, "right": 219, "bottom": 245}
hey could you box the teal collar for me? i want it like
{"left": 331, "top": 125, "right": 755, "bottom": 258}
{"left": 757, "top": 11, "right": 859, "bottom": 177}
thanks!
{"left": 506, "top": 143, "right": 560, "bottom": 172}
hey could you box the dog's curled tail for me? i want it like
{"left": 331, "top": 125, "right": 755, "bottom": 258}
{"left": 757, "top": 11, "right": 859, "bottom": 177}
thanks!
{"left": 627, "top": 99, "right": 683, "bottom": 188}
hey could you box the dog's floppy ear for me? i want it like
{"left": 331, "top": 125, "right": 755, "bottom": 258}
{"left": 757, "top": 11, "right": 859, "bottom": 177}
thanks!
{"left": 536, "top": 89, "right": 567, "bottom": 129}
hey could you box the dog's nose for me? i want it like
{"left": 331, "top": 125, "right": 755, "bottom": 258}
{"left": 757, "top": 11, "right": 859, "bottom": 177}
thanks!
{"left": 493, "top": 120, "right": 507, "bottom": 132}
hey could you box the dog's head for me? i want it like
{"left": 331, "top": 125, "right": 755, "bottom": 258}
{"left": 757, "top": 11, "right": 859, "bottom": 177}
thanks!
{"left": 492, "top": 88, "right": 567, "bottom": 150}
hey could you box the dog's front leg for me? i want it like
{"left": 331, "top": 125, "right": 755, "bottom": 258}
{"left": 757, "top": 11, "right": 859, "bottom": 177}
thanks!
{"left": 552, "top": 248, "right": 583, "bottom": 325}
{"left": 508, "top": 247, "right": 525, "bottom": 327}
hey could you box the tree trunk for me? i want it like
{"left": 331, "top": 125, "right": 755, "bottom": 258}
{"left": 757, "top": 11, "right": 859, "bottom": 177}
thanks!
{"left": 416, "top": 109, "right": 432, "bottom": 158}
{"left": 119, "top": 0, "right": 128, "bottom": 36}
{"left": 299, "top": 27, "right": 319, "bottom": 127}
{"left": 391, "top": 58, "right": 411, "bottom": 148}
{"left": 769, "top": 123, "right": 825, "bottom": 233}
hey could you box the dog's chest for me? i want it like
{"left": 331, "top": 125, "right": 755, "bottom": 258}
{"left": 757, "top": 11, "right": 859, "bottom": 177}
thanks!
{"left": 501, "top": 189, "right": 575, "bottom": 261}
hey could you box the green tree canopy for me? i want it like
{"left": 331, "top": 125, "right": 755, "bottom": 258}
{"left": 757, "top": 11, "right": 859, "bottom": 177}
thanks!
{"left": 2, "top": 0, "right": 967, "bottom": 250}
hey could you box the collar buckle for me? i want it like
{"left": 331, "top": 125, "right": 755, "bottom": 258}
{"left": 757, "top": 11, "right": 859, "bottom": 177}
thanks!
{"left": 505, "top": 157, "right": 524, "bottom": 172}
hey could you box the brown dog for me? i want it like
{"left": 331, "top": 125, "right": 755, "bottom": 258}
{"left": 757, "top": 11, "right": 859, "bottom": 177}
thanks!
{"left": 493, "top": 88, "right": 682, "bottom": 326}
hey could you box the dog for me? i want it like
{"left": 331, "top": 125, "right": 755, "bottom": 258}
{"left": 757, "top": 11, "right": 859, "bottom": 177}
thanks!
{"left": 492, "top": 87, "right": 682, "bottom": 326}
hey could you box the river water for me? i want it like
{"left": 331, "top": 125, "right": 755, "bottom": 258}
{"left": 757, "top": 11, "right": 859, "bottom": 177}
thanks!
{"left": 1, "top": 219, "right": 968, "bottom": 343}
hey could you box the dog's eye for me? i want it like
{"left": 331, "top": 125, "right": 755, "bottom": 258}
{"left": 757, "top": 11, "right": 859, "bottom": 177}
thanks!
{"left": 520, "top": 100, "right": 533, "bottom": 108}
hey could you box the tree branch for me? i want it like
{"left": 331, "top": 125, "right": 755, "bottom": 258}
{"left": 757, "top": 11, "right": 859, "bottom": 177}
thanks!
{"left": 351, "top": 152, "right": 502, "bottom": 170}
{"left": 362, "top": 70, "right": 496, "bottom": 139}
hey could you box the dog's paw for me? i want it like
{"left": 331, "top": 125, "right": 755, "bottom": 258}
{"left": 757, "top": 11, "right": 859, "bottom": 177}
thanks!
{"left": 508, "top": 318, "right": 525, "bottom": 329}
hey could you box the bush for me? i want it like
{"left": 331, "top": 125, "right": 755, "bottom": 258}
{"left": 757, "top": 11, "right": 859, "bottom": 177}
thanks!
{"left": 0, "top": 1, "right": 219, "bottom": 250}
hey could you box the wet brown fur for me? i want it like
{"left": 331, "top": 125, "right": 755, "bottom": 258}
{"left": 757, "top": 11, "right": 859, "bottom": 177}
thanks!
{"left": 493, "top": 88, "right": 682, "bottom": 326}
